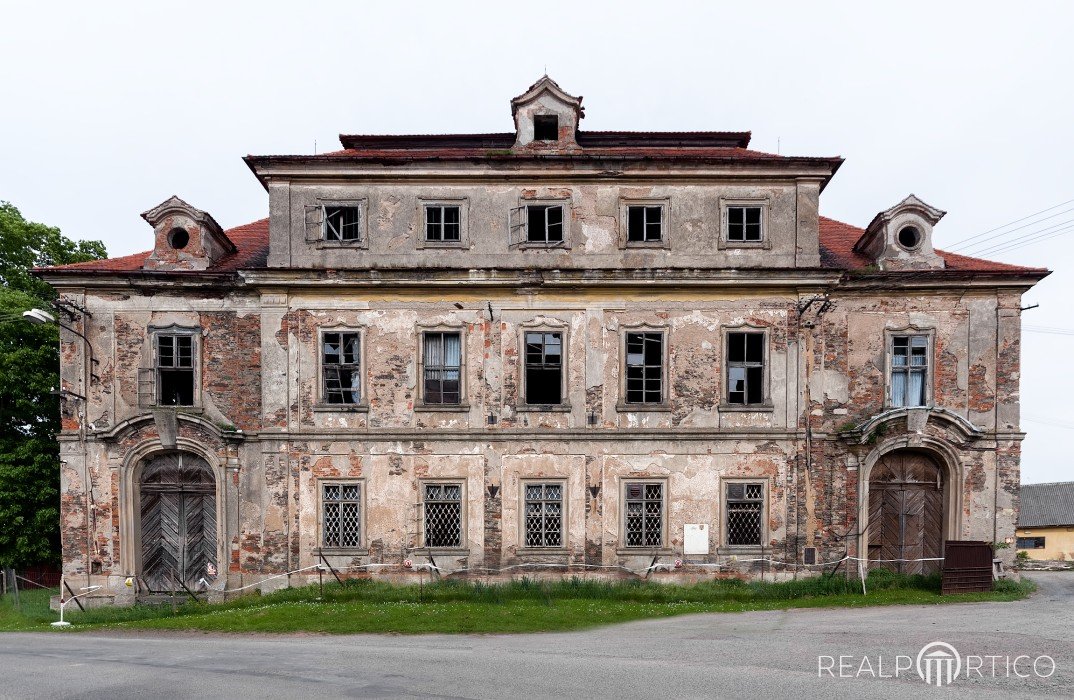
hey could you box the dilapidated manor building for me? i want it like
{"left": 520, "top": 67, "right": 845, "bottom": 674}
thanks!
{"left": 40, "top": 78, "right": 1047, "bottom": 603}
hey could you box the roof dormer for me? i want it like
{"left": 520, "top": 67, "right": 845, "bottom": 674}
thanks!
{"left": 854, "top": 194, "right": 946, "bottom": 271}
{"left": 510, "top": 76, "right": 584, "bottom": 150}
{"left": 141, "top": 196, "right": 235, "bottom": 271}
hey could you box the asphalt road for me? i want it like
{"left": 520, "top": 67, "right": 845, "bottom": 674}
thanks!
{"left": 1, "top": 572, "right": 1071, "bottom": 699}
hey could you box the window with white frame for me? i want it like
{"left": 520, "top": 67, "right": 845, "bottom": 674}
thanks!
{"left": 624, "top": 482, "right": 664, "bottom": 547}
{"left": 727, "top": 205, "right": 763, "bottom": 242}
{"left": 156, "top": 334, "right": 196, "bottom": 406}
{"left": 626, "top": 205, "right": 663, "bottom": 243}
{"left": 321, "top": 482, "right": 361, "bottom": 548}
{"left": 422, "top": 331, "right": 462, "bottom": 405}
{"left": 726, "top": 331, "right": 765, "bottom": 405}
{"left": 322, "top": 331, "right": 361, "bottom": 405}
{"left": 324, "top": 206, "right": 362, "bottom": 242}
{"left": 526, "top": 204, "right": 564, "bottom": 244}
{"left": 524, "top": 482, "right": 563, "bottom": 548}
{"left": 424, "top": 204, "right": 461, "bottom": 242}
{"left": 423, "top": 482, "right": 463, "bottom": 548}
{"left": 725, "top": 482, "right": 765, "bottom": 546}
{"left": 524, "top": 331, "right": 563, "bottom": 405}
{"left": 890, "top": 334, "right": 929, "bottom": 407}
{"left": 625, "top": 332, "right": 664, "bottom": 404}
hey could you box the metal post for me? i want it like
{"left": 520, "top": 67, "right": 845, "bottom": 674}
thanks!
{"left": 318, "top": 567, "right": 323, "bottom": 600}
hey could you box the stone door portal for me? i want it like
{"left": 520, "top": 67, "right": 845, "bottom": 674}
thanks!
{"left": 867, "top": 451, "right": 944, "bottom": 575}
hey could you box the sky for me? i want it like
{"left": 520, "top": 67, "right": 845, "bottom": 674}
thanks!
{"left": 1, "top": 1, "right": 1071, "bottom": 483}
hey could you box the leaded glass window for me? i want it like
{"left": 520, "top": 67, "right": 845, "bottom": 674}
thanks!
{"left": 423, "top": 483, "right": 462, "bottom": 548}
{"left": 726, "top": 482, "right": 764, "bottom": 546}
{"left": 624, "top": 482, "right": 664, "bottom": 547}
{"left": 524, "top": 483, "right": 563, "bottom": 548}
{"left": 322, "top": 482, "right": 361, "bottom": 548}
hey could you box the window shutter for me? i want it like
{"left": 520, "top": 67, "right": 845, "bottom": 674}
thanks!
{"left": 138, "top": 368, "right": 156, "bottom": 408}
{"left": 507, "top": 206, "right": 525, "bottom": 247}
{"left": 304, "top": 205, "right": 325, "bottom": 242}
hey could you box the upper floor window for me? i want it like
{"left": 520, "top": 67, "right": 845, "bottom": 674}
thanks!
{"left": 891, "top": 334, "right": 929, "bottom": 407}
{"left": 725, "top": 482, "right": 765, "bottom": 547}
{"left": 526, "top": 204, "right": 564, "bottom": 244}
{"left": 322, "top": 331, "right": 361, "bottom": 405}
{"left": 726, "top": 331, "right": 765, "bottom": 406}
{"left": 627, "top": 205, "right": 663, "bottom": 243}
{"left": 156, "top": 334, "right": 195, "bottom": 406}
{"left": 625, "top": 332, "right": 664, "bottom": 404}
{"left": 321, "top": 482, "right": 362, "bottom": 549}
{"left": 525, "top": 331, "right": 563, "bottom": 405}
{"left": 533, "top": 114, "right": 559, "bottom": 141}
{"left": 425, "top": 205, "right": 461, "bottom": 243}
{"left": 324, "top": 206, "right": 362, "bottom": 242}
{"left": 422, "top": 331, "right": 462, "bottom": 405}
{"left": 727, "top": 206, "right": 762, "bottom": 242}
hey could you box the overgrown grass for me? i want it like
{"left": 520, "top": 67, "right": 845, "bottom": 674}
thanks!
{"left": 0, "top": 571, "right": 1034, "bottom": 635}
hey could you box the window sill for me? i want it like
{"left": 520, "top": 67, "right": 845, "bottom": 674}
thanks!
{"left": 312, "top": 404, "right": 370, "bottom": 413}
{"left": 417, "top": 241, "right": 467, "bottom": 249}
{"left": 719, "top": 403, "right": 775, "bottom": 413}
{"left": 516, "top": 548, "right": 569, "bottom": 556}
{"left": 516, "top": 404, "right": 572, "bottom": 413}
{"left": 414, "top": 404, "right": 471, "bottom": 413}
{"left": 615, "top": 403, "right": 672, "bottom": 413}
{"left": 318, "top": 548, "right": 369, "bottom": 556}
{"left": 518, "top": 242, "right": 570, "bottom": 250}
{"left": 616, "top": 547, "right": 675, "bottom": 556}
{"left": 719, "top": 546, "right": 765, "bottom": 555}
{"left": 314, "top": 241, "right": 368, "bottom": 249}
{"left": 717, "top": 240, "right": 770, "bottom": 251}
{"left": 409, "top": 547, "right": 470, "bottom": 557}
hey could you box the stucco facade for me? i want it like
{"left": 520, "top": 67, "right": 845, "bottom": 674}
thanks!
{"left": 39, "top": 78, "right": 1047, "bottom": 603}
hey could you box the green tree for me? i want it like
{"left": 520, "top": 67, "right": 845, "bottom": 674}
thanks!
{"left": 0, "top": 202, "right": 106, "bottom": 568}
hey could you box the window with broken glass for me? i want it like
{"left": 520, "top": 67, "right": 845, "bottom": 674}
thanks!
{"left": 322, "top": 331, "right": 361, "bottom": 405}
{"left": 625, "top": 332, "right": 664, "bottom": 404}
{"left": 725, "top": 482, "right": 764, "bottom": 546}
{"left": 526, "top": 204, "right": 564, "bottom": 244}
{"left": 422, "top": 332, "right": 462, "bottom": 405}
{"left": 321, "top": 482, "right": 361, "bottom": 548}
{"left": 424, "top": 205, "right": 461, "bottom": 242}
{"left": 324, "top": 206, "right": 362, "bottom": 242}
{"left": 627, "top": 205, "right": 663, "bottom": 243}
{"left": 624, "top": 482, "right": 664, "bottom": 547}
{"left": 890, "top": 335, "right": 928, "bottom": 407}
{"left": 726, "top": 331, "right": 765, "bottom": 405}
{"left": 156, "top": 334, "right": 195, "bottom": 406}
{"left": 727, "top": 206, "right": 762, "bottom": 242}
{"left": 423, "top": 482, "right": 463, "bottom": 548}
{"left": 525, "top": 331, "right": 563, "bottom": 405}
{"left": 524, "top": 483, "right": 563, "bottom": 548}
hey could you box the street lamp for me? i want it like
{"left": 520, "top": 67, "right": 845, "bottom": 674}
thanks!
{"left": 23, "top": 308, "right": 99, "bottom": 379}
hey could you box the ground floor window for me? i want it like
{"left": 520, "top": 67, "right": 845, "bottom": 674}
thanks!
{"left": 1017, "top": 536, "right": 1046, "bottom": 549}
{"left": 423, "top": 482, "right": 463, "bottom": 547}
{"left": 725, "top": 482, "right": 765, "bottom": 546}
{"left": 321, "top": 482, "right": 361, "bottom": 548}
{"left": 524, "top": 482, "right": 563, "bottom": 548}
{"left": 624, "top": 482, "right": 664, "bottom": 547}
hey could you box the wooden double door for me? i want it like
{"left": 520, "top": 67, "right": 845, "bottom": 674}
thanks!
{"left": 868, "top": 451, "right": 945, "bottom": 575}
{"left": 139, "top": 453, "right": 217, "bottom": 591}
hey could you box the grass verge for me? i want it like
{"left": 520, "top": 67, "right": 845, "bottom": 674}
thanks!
{"left": 0, "top": 571, "right": 1034, "bottom": 635}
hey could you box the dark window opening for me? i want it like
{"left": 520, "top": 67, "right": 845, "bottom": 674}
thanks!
{"left": 425, "top": 205, "right": 461, "bottom": 242}
{"left": 157, "top": 334, "right": 194, "bottom": 406}
{"left": 424, "top": 483, "right": 462, "bottom": 548}
{"left": 423, "top": 332, "right": 462, "bottom": 405}
{"left": 728, "top": 206, "right": 762, "bottom": 242}
{"left": 322, "top": 483, "right": 361, "bottom": 548}
{"left": 726, "top": 482, "right": 764, "bottom": 546}
{"left": 322, "top": 331, "right": 361, "bottom": 404}
{"left": 525, "top": 332, "right": 563, "bottom": 405}
{"left": 625, "top": 482, "right": 664, "bottom": 547}
{"left": 526, "top": 205, "right": 564, "bottom": 244}
{"left": 727, "top": 331, "right": 765, "bottom": 405}
{"left": 898, "top": 225, "right": 921, "bottom": 249}
{"left": 533, "top": 114, "right": 559, "bottom": 141}
{"left": 891, "top": 335, "right": 928, "bottom": 407}
{"left": 525, "top": 483, "right": 563, "bottom": 547}
{"left": 1016, "top": 536, "right": 1046, "bottom": 549}
{"left": 627, "top": 206, "right": 663, "bottom": 243}
{"left": 324, "top": 206, "right": 362, "bottom": 242}
{"left": 625, "top": 332, "right": 663, "bottom": 404}
{"left": 168, "top": 228, "right": 189, "bottom": 250}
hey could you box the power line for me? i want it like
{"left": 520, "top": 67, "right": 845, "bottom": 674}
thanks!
{"left": 946, "top": 198, "right": 1074, "bottom": 251}
{"left": 1024, "top": 325, "right": 1074, "bottom": 336}
{"left": 1024, "top": 415, "right": 1074, "bottom": 430}
{"left": 954, "top": 210, "right": 1074, "bottom": 253}
{"left": 968, "top": 221, "right": 1074, "bottom": 257}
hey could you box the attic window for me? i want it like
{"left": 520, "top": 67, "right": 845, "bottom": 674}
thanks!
{"left": 168, "top": 228, "right": 190, "bottom": 250}
{"left": 897, "top": 226, "right": 922, "bottom": 250}
{"left": 533, "top": 115, "right": 559, "bottom": 141}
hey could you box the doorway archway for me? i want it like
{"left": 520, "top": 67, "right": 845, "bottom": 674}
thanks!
{"left": 867, "top": 450, "right": 944, "bottom": 575}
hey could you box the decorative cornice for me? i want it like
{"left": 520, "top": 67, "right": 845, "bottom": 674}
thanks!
{"left": 838, "top": 406, "right": 984, "bottom": 445}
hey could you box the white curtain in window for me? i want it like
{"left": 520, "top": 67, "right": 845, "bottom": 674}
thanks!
{"left": 444, "top": 333, "right": 461, "bottom": 369}
{"left": 908, "top": 371, "right": 925, "bottom": 406}
{"left": 891, "top": 371, "right": 906, "bottom": 407}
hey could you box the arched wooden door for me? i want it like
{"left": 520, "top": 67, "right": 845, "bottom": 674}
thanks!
{"left": 139, "top": 453, "right": 217, "bottom": 591}
{"left": 868, "top": 451, "right": 944, "bottom": 575}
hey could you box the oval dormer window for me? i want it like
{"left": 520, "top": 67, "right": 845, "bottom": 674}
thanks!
{"left": 897, "top": 225, "right": 921, "bottom": 251}
{"left": 169, "top": 228, "right": 190, "bottom": 250}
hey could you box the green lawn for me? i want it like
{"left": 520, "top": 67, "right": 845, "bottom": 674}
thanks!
{"left": 0, "top": 572, "right": 1033, "bottom": 635}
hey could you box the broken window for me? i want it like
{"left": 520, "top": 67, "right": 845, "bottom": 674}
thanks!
{"left": 627, "top": 205, "right": 663, "bottom": 243}
{"left": 322, "top": 482, "right": 361, "bottom": 548}
{"left": 425, "top": 205, "right": 461, "bottom": 242}
{"left": 157, "top": 334, "right": 195, "bottom": 406}
{"left": 625, "top": 332, "right": 664, "bottom": 404}
{"left": 324, "top": 206, "right": 362, "bottom": 242}
{"left": 322, "top": 331, "right": 361, "bottom": 405}
{"left": 726, "top": 482, "right": 764, "bottom": 546}
{"left": 533, "top": 114, "right": 559, "bottom": 141}
{"left": 423, "top": 332, "right": 462, "bottom": 405}
{"left": 525, "top": 331, "right": 563, "bottom": 405}
{"left": 524, "top": 482, "right": 563, "bottom": 548}
{"left": 727, "top": 206, "right": 762, "bottom": 242}
{"left": 423, "top": 482, "right": 462, "bottom": 548}
{"left": 891, "top": 335, "right": 928, "bottom": 407}
{"left": 727, "top": 331, "right": 765, "bottom": 405}
{"left": 625, "top": 482, "right": 664, "bottom": 547}
{"left": 526, "top": 205, "right": 564, "bottom": 244}
{"left": 1016, "top": 536, "right": 1046, "bottom": 549}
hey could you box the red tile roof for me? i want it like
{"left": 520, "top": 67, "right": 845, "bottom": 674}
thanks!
{"left": 39, "top": 215, "right": 1044, "bottom": 277}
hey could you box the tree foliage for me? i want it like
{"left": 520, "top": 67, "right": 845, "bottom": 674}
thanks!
{"left": 0, "top": 202, "right": 106, "bottom": 568}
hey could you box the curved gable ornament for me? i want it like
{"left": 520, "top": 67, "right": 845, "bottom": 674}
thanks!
{"left": 839, "top": 406, "right": 983, "bottom": 446}
{"left": 96, "top": 410, "right": 244, "bottom": 447}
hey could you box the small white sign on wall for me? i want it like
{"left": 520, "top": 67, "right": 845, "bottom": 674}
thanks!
{"left": 684, "top": 523, "right": 709, "bottom": 555}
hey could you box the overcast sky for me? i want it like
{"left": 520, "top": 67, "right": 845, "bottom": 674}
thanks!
{"left": 2, "top": 1, "right": 1071, "bottom": 483}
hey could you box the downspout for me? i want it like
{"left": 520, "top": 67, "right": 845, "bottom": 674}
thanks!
{"left": 992, "top": 291, "right": 1002, "bottom": 545}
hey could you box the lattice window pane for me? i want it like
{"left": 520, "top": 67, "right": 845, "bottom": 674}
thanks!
{"left": 322, "top": 482, "right": 361, "bottom": 548}
{"left": 625, "top": 482, "right": 663, "bottom": 547}
{"left": 524, "top": 482, "right": 563, "bottom": 548}
{"left": 424, "top": 483, "right": 462, "bottom": 547}
{"left": 726, "top": 482, "right": 764, "bottom": 546}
